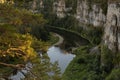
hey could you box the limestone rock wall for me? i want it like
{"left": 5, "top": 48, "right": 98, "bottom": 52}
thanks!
{"left": 104, "top": 3, "right": 120, "bottom": 52}
{"left": 31, "top": 0, "right": 44, "bottom": 13}
{"left": 53, "top": 0, "right": 65, "bottom": 18}
{"left": 52, "top": 0, "right": 106, "bottom": 27}
{"left": 76, "top": 0, "right": 106, "bottom": 27}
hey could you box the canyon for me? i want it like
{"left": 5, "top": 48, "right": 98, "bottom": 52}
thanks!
{"left": 31, "top": 0, "right": 120, "bottom": 52}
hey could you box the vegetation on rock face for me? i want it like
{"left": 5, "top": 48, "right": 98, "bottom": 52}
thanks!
{"left": 13, "top": 0, "right": 33, "bottom": 9}
{"left": 42, "top": 0, "right": 55, "bottom": 19}
{"left": 81, "top": 26, "right": 103, "bottom": 45}
{"left": 65, "top": 0, "right": 77, "bottom": 14}
{"left": 105, "top": 69, "right": 120, "bottom": 80}
{"left": 49, "top": 15, "right": 79, "bottom": 31}
{"left": 85, "top": 0, "right": 108, "bottom": 15}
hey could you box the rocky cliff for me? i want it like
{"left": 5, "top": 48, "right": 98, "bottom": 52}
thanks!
{"left": 53, "top": 0, "right": 65, "bottom": 18}
{"left": 51, "top": 0, "right": 106, "bottom": 27}
{"left": 104, "top": 2, "right": 120, "bottom": 53}
{"left": 30, "top": 0, "right": 120, "bottom": 52}
{"left": 76, "top": 0, "right": 106, "bottom": 27}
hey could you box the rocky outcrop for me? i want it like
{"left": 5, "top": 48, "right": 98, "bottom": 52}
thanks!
{"left": 104, "top": 3, "right": 120, "bottom": 52}
{"left": 31, "top": 0, "right": 44, "bottom": 13}
{"left": 53, "top": 0, "right": 65, "bottom": 18}
{"left": 52, "top": 0, "right": 106, "bottom": 27}
{"left": 76, "top": 0, "right": 106, "bottom": 27}
{"left": 32, "top": 0, "right": 106, "bottom": 26}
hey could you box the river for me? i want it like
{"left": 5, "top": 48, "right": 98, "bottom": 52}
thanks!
{"left": 47, "top": 46, "right": 75, "bottom": 73}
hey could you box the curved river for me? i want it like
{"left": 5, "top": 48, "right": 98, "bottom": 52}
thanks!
{"left": 47, "top": 46, "right": 75, "bottom": 73}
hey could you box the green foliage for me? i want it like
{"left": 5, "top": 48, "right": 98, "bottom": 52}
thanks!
{"left": 81, "top": 26, "right": 103, "bottom": 45}
{"left": 0, "top": 3, "right": 52, "bottom": 78}
{"left": 42, "top": 0, "right": 54, "bottom": 19}
{"left": 31, "top": 26, "right": 50, "bottom": 41}
{"left": 62, "top": 46, "right": 101, "bottom": 80}
{"left": 106, "top": 69, "right": 120, "bottom": 80}
{"left": 65, "top": 0, "right": 77, "bottom": 14}
{"left": 86, "top": 0, "right": 108, "bottom": 15}
{"left": 50, "top": 15, "right": 79, "bottom": 31}
{"left": 0, "top": 24, "right": 49, "bottom": 67}
{"left": 63, "top": 44, "right": 120, "bottom": 80}
{"left": 32, "top": 38, "right": 50, "bottom": 52}
{"left": 48, "top": 33, "right": 59, "bottom": 45}
{"left": 0, "top": 24, "right": 36, "bottom": 63}
{"left": 112, "top": 52, "right": 120, "bottom": 68}
{"left": 101, "top": 45, "right": 113, "bottom": 73}
{"left": 0, "top": 3, "right": 50, "bottom": 40}
{"left": 13, "top": 0, "right": 33, "bottom": 9}
{"left": 0, "top": 3, "right": 46, "bottom": 26}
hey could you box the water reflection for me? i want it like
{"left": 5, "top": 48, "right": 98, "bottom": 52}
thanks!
{"left": 47, "top": 46, "right": 75, "bottom": 73}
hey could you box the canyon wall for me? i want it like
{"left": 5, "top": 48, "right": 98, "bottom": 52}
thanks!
{"left": 30, "top": 0, "right": 120, "bottom": 52}
{"left": 104, "top": 2, "right": 120, "bottom": 52}
{"left": 76, "top": 0, "right": 106, "bottom": 27}
{"left": 53, "top": 0, "right": 65, "bottom": 18}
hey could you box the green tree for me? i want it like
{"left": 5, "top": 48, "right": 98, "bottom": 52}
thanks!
{"left": 106, "top": 69, "right": 120, "bottom": 80}
{"left": 101, "top": 45, "right": 113, "bottom": 73}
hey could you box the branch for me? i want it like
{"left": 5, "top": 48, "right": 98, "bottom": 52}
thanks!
{"left": 7, "top": 47, "right": 26, "bottom": 56}
{"left": 0, "top": 62, "right": 25, "bottom": 69}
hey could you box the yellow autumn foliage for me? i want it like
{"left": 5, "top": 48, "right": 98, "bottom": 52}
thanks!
{"left": 0, "top": 28, "right": 37, "bottom": 62}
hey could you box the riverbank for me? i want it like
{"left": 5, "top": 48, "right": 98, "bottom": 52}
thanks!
{"left": 53, "top": 33, "right": 64, "bottom": 46}
{"left": 48, "top": 33, "right": 59, "bottom": 45}
{"left": 46, "top": 26, "right": 90, "bottom": 46}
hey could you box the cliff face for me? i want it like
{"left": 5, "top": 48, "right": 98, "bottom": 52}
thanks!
{"left": 53, "top": 0, "right": 106, "bottom": 27}
{"left": 30, "top": 0, "right": 120, "bottom": 52}
{"left": 104, "top": 3, "right": 120, "bottom": 52}
{"left": 76, "top": 0, "right": 106, "bottom": 27}
{"left": 31, "top": 0, "right": 44, "bottom": 12}
{"left": 53, "top": 0, "right": 65, "bottom": 18}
